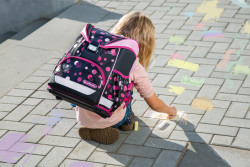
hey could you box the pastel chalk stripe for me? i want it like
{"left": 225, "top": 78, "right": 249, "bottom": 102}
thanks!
{"left": 168, "top": 59, "right": 199, "bottom": 71}
{"left": 134, "top": 121, "right": 138, "bottom": 131}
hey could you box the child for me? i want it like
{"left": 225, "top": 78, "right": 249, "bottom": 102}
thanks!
{"left": 76, "top": 12, "right": 177, "bottom": 144}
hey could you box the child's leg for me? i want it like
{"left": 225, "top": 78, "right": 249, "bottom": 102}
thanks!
{"left": 118, "top": 104, "right": 135, "bottom": 131}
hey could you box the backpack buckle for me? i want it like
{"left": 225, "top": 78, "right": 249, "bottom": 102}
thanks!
{"left": 87, "top": 41, "right": 99, "bottom": 53}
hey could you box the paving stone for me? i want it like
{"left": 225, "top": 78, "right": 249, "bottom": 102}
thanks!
{"left": 172, "top": 104, "right": 206, "bottom": 115}
{"left": 187, "top": 57, "right": 219, "bottom": 65}
{"left": 4, "top": 105, "right": 35, "bottom": 121}
{"left": 97, "top": 133, "right": 127, "bottom": 153}
{"left": 55, "top": 100, "right": 72, "bottom": 110}
{"left": 0, "top": 96, "right": 26, "bottom": 104}
{"left": 0, "top": 120, "right": 33, "bottom": 132}
{"left": 24, "top": 76, "right": 49, "bottom": 83}
{"left": 242, "top": 75, "right": 250, "bottom": 87}
{"left": 0, "top": 129, "right": 7, "bottom": 138}
{"left": 158, "top": 95, "right": 175, "bottom": 105}
{"left": 39, "top": 135, "right": 80, "bottom": 148}
{"left": 190, "top": 47, "right": 210, "bottom": 58}
{"left": 155, "top": 38, "right": 168, "bottom": 49}
{"left": 137, "top": 117, "right": 158, "bottom": 127}
{"left": 0, "top": 112, "right": 7, "bottom": 120}
{"left": 173, "top": 90, "right": 198, "bottom": 105}
{"left": 117, "top": 144, "right": 161, "bottom": 158}
{"left": 31, "top": 99, "right": 59, "bottom": 115}
{"left": 31, "top": 90, "right": 55, "bottom": 99}
{"left": 32, "top": 69, "right": 53, "bottom": 77}
{"left": 238, "top": 87, "right": 250, "bottom": 95}
{"left": 65, "top": 128, "right": 81, "bottom": 139}
{"left": 212, "top": 145, "right": 250, "bottom": 167}
{"left": 219, "top": 80, "right": 242, "bottom": 93}
{"left": 150, "top": 119, "right": 177, "bottom": 138}
{"left": 60, "top": 159, "right": 103, "bottom": 167}
{"left": 193, "top": 65, "right": 215, "bottom": 77}
{"left": 175, "top": 113, "right": 202, "bottom": 131}
{"left": 178, "top": 143, "right": 231, "bottom": 167}
{"left": 38, "top": 147, "right": 72, "bottom": 167}
{"left": 221, "top": 117, "right": 250, "bottom": 128}
{"left": 216, "top": 93, "right": 250, "bottom": 103}
{"left": 196, "top": 84, "right": 220, "bottom": 99}
{"left": 21, "top": 114, "right": 58, "bottom": 125}
{"left": 15, "top": 82, "right": 41, "bottom": 90}
{"left": 131, "top": 100, "right": 149, "bottom": 117}
{"left": 13, "top": 154, "right": 44, "bottom": 167}
{"left": 40, "top": 64, "right": 56, "bottom": 71}
{"left": 210, "top": 43, "right": 230, "bottom": 53}
{"left": 196, "top": 123, "right": 238, "bottom": 136}
{"left": 211, "top": 100, "right": 230, "bottom": 109}
{"left": 68, "top": 140, "right": 98, "bottom": 160}
{"left": 0, "top": 103, "right": 17, "bottom": 112}
{"left": 200, "top": 108, "right": 226, "bottom": 124}
{"left": 129, "top": 157, "right": 154, "bottom": 167}
{"left": 124, "top": 126, "right": 152, "bottom": 145}
{"left": 153, "top": 150, "right": 181, "bottom": 167}
{"left": 171, "top": 69, "right": 193, "bottom": 82}
{"left": 7, "top": 89, "right": 34, "bottom": 97}
{"left": 154, "top": 55, "right": 169, "bottom": 66}
{"left": 22, "top": 98, "right": 42, "bottom": 106}
{"left": 232, "top": 128, "right": 250, "bottom": 150}
{"left": 38, "top": 81, "right": 49, "bottom": 91}
{"left": 88, "top": 151, "right": 132, "bottom": 166}
{"left": 149, "top": 67, "right": 178, "bottom": 75}
{"left": 168, "top": 20, "right": 186, "bottom": 29}
{"left": 225, "top": 102, "right": 249, "bottom": 118}
{"left": 48, "top": 118, "right": 76, "bottom": 136}
{"left": 0, "top": 162, "right": 14, "bottom": 167}
{"left": 152, "top": 73, "right": 173, "bottom": 87}
{"left": 144, "top": 137, "right": 187, "bottom": 151}
{"left": 48, "top": 108, "right": 75, "bottom": 119}
{"left": 170, "top": 130, "right": 213, "bottom": 144}
{"left": 211, "top": 135, "right": 234, "bottom": 146}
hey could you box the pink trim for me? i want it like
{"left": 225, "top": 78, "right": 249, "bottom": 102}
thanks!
{"left": 96, "top": 105, "right": 112, "bottom": 116}
{"left": 98, "top": 48, "right": 121, "bottom": 105}
{"left": 47, "top": 85, "right": 52, "bottom": 89}
{"left": 102, "top": 39, "right": 139, "bottom": 56}
{"left": 80, "top": 24, "right": 91, "bottom": 42}
{"left": 113, "top": 69, "right": 129, "bottom": 79}
{"left": 56, "top": 56, "right": 106, "bottom": 86}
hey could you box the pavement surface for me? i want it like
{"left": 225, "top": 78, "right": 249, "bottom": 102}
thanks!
{"left": 0, "top": 0, "right": 250, "bottom": 167}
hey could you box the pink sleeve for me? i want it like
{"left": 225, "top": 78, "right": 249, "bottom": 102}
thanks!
{"left": 130, "top": 58, "right": 154, "bottom": 98}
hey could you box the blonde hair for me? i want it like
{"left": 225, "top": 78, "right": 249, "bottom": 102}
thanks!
{"left": 111, "top": 12, "right": 155, "bottom": 71}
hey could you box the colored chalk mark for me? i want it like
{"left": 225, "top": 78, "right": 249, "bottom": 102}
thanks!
{"left": 184, "top": 11, "right": 195, "bottom": 18}
{"left": 169, "top": 36, "right": 185, "bottom": 45}
{"left": 196, "top": 0, "right": 224, "bottom": 22}
{"left": 181, "top": 75, "right": 204, "bottom": 87}
{"left": 168, "top": 85, "right": 185, "bottom": 95}
{"left": 44, "top": 108, "right": 64, "bottom": 136}
{"left": 231, "top": 0, "right": 250, "bottom": 8}
{"left": 0, "top": 132, "right": 37, "bottom": 165}
{"left": 170, "top": 52, "right": 184, "bottom": 60}
{"left": 241, "top": 21, "right": 250, "bottom": 37}
{"left": 191, "top": 96, "right": 213, "bottom": 111}
{"left": 217, "top": 49, "right": 236, "bottom": 69}
{"left": 202, "top": 30, "right": 224, "bottom": 39}
{"left": 168, "top": 59, "right": 199, "bottom": 72}
{"left": 194, "top": 22, "right": 205, "bottom": 31}
{"left": 134, "top": 121, "right": 138, "bottom": 131}
{"left": 234, "top": 65, "right": 250, "bottom": 75}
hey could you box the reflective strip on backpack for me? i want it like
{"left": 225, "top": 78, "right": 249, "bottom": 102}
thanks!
{"left": 55, "top": 76, "right": 96, "bottom": 95}
{"left": 99, "top": 96, "right": 114, "bottom": 109}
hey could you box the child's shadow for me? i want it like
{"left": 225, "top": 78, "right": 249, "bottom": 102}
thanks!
{"left": 95, "top": 117, "right": 230, "bottom": 167}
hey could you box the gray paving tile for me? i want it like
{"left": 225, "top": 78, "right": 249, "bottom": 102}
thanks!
{"left": 221, "top": 117, "right": 250, "bottom": 128}
{"left": 4, "top": 105, "right": 35, "bottom": 121}
{"left": 232, "top": 128, "right": 250, "bottom": 150}
{"left": 153, "top": 150, "right": 181, "bottom": 167}
{"left": 129, "top": 157, "right": 154, "bottom": 167}
{"left": 117, "top": 144, "right": 161, "bottom": 158}
{"left": 88, "top": 151, "right": 132, "bottom": 166}
{"left": 200, "top": 108, "right": 226, "bottom": 124}
{"left": 211, "top": 135, "right": 234, "bottom": 146}
{"left": 225, "top": 102, "right": 249, "bottom": 118}
{"left": 124, "top": 126, "right": 152, "bottom": 145}
{"left": 0, "top": 103, "right": 17, "bottom": 112}
{"left": 39, "top": 135, "right": 80, "bottom": 148}
{"left": 196, "top": 123, "right": 238, "bottom": 136}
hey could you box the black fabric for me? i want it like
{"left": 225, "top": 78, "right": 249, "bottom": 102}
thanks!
{"left": 114, "top": 48, "right": 136, "bottom": 76}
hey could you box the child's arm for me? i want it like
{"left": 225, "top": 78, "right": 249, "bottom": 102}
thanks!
{"left": 144, "top": 93, "right": 177, "bottom": 119}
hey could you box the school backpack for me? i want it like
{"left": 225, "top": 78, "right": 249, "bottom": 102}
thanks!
{"left": 47, "top": 24, "right": 139, "bottom": 118}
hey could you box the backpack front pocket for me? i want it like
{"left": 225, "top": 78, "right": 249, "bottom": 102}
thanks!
{"left": 52, "top": 56, "right": 106, "bottom": 104}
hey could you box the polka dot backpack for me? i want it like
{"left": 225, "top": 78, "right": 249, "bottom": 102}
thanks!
{"left": 47, "top": 24, "right": 139, "bottom": 118}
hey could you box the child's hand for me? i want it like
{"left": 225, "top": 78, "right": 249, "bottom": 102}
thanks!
{"left": 167, "top": 106, "right": 177, "bottom": 119}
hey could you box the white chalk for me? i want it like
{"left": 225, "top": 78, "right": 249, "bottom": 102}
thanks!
{"left": 158, "top": 120, "right": 167, "bottom": 129}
